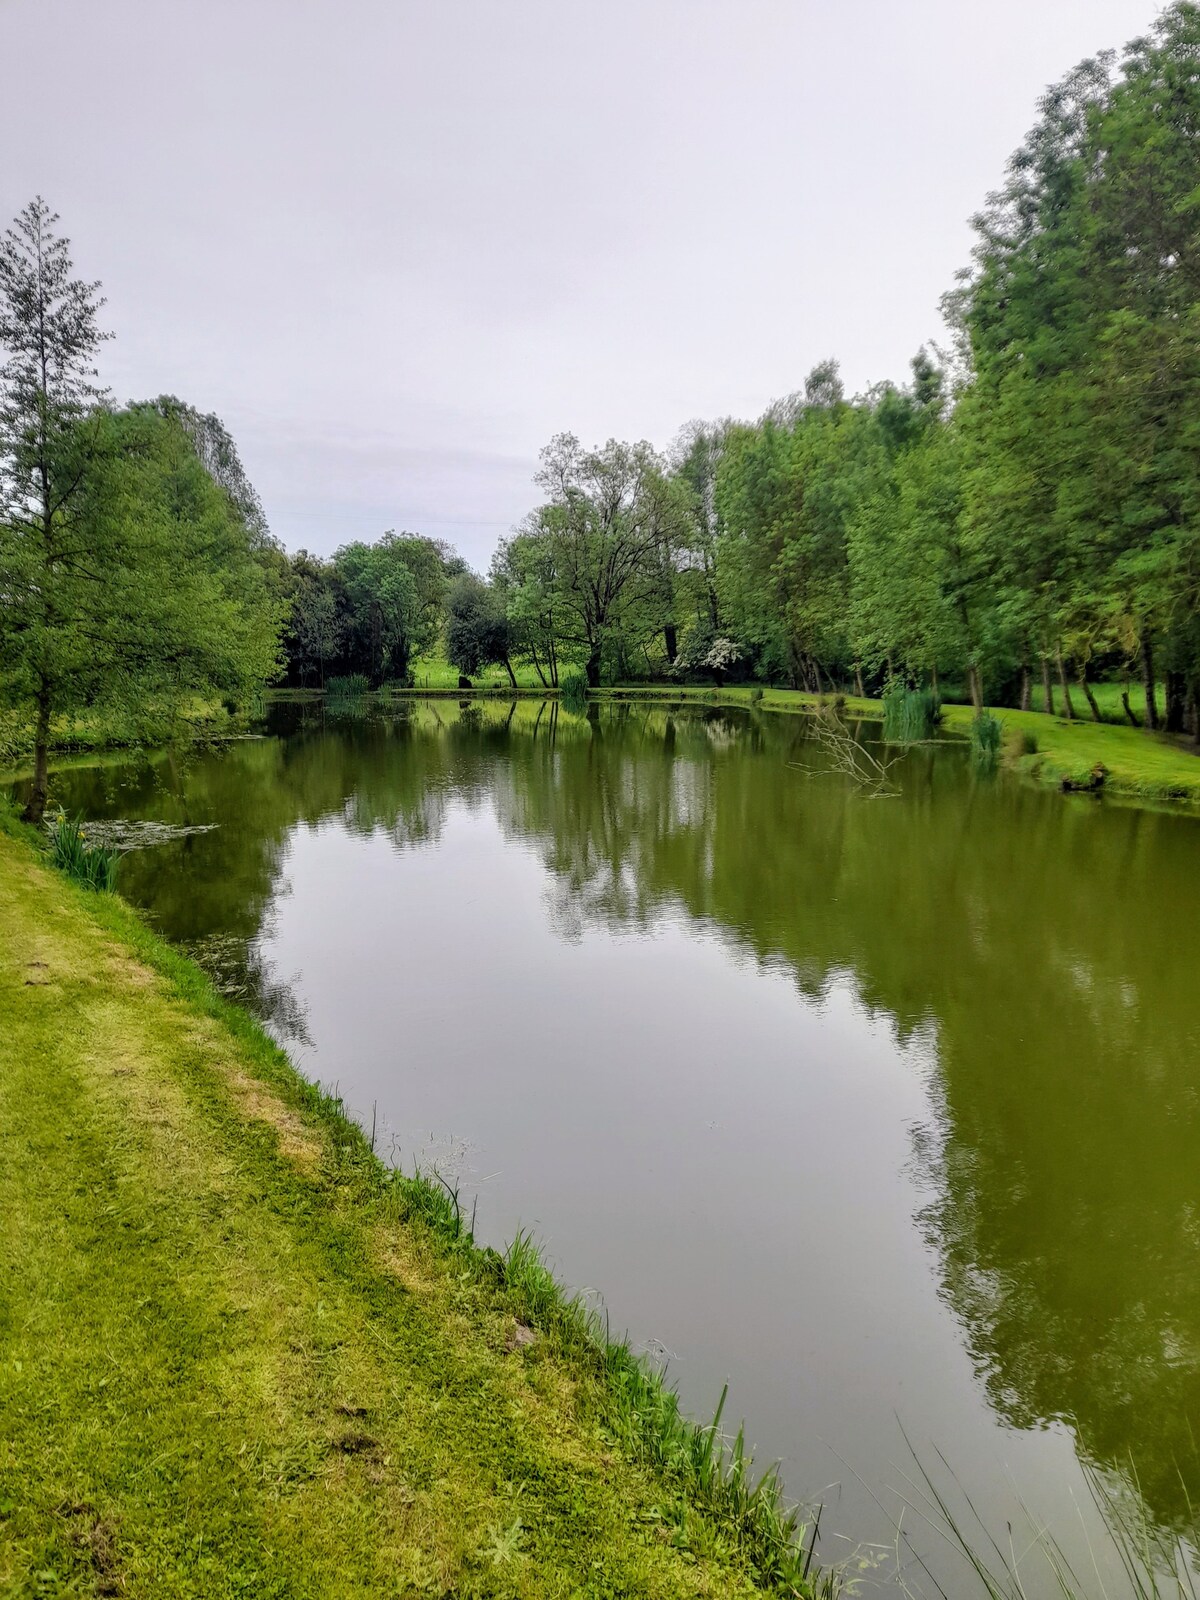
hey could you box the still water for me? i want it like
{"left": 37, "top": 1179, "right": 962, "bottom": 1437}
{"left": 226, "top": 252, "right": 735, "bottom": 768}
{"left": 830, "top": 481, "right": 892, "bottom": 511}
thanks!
{"left": 20, "top": 698, "right": 1200, "bottom": 1592}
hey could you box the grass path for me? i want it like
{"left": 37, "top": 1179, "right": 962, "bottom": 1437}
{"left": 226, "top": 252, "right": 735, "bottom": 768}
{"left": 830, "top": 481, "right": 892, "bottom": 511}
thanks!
{"left": 0, "top": 831, "right": 786, "bottom": 1599}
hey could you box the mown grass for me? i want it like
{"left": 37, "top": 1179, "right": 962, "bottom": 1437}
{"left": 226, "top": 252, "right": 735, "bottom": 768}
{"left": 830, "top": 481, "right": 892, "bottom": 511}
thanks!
{"left": 408, "top": 654, "right": 563, "bottom": 692}
{"left": 938, "top": 704, "right": 1200, "bottom": 802}
{"left": 0, "top": 812, "right": 826, "bottom": 1599}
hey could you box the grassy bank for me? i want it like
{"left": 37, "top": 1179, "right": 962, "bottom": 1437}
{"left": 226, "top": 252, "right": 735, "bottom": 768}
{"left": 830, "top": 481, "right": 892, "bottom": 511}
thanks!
{"left": 937, "top": 703, "right": 1200, "bottom": 802}
{"left": 0, "top": 820, "right": 824, "bottom": 1599}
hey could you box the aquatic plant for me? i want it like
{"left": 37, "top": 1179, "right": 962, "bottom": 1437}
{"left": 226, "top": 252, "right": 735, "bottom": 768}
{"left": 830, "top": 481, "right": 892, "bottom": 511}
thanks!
{"left": 46, "top": 812, "right": 119, "bottom": 892}
{"left": 882, "top": 682, "right": 941, "bottom": 743}
{"left": 897, "top": 1434, "right": 1200, "bottom": 1600}
{"left": 325, "top": 672, "right": 370, "bottom": 698}
{"left": 560, "top": 669, "right": 589, "bottom": 711}
{"left": 971, "top": 710, "right": 1003, "bottom": 770}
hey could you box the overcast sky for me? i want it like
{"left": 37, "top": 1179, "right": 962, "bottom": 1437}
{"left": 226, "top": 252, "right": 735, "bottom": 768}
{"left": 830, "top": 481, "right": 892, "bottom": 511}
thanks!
{"left": 3, "top": 0, "right": 1164, "bottom": 568}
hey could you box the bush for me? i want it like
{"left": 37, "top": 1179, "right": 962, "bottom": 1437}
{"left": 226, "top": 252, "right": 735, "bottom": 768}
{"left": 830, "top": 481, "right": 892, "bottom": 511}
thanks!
{"left": 46, "top": 812, "right": 119, "bottom": 892}
{"left": 749, "top": 687, "right": 764, "bottom": 705}
{"left": 1020, "top": 729, "right": 1039, "bottom": 755}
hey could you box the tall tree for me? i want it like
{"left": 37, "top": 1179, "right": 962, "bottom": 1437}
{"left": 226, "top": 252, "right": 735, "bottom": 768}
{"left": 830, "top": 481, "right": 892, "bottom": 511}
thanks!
{"left": 0, "top": 198, "right": 109, "bottom": 820}
{"left": 445, "top": 572, "right": 516, "bottom": 685}
{"left": 530, "top": 434, "right": 680, "bottom": 686}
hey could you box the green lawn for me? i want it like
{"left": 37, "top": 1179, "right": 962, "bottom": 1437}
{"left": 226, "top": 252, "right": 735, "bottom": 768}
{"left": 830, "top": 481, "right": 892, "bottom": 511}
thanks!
{"left": 939, "top": 702, "right": 1200, "bottom": 801}
{"left": 408, "top": 654, "right": 562, "bottom": 692}
{"left": 0, "top": 826, "right": 809, "bottom": 1599}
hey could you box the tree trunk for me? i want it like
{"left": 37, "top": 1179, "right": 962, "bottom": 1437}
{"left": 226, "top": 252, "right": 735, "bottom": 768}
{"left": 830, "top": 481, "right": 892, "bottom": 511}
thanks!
{"left": 502, "top": 655, "right": 517, "bottom": 689}
{"left": 1165, "top": 670, "right": 1186, "bottom": 733}
{"left": 854, "top": 665, "right": 865, "bottom": 698}
{"left": 1077, "top": 663, "right": 1102, "bottom": 723}
{"left": 1056, "top": 649, "right": 1075, "bottom": 720}
{"left": 1019, "top": 665, "right": 1031, "bottom": 711}
{"left": 1121, "top": 690, "right": 1141, "bottom": 728}
{"left": 529, "top": 646, "right": 547, "bottom": 687}
{"left": 930, "top": 662, "right": 940, "bottom": 698}
{"left": 1142, "top": 633, "right": 1159, "bottom": 730}
{"left": 22, "top": 686, "right": 52, "bottom": 826}
{"left": 1041, "top": 657, "right": 1056, "bottom": 717}
{"left": 968, "top": 663, "right": 983, "bottom": 714}
{"left": 664, "top": 623, "right": 678, "bottom": 665}
{"left": 585, "top": 647, "right": 601, "bottom": 689}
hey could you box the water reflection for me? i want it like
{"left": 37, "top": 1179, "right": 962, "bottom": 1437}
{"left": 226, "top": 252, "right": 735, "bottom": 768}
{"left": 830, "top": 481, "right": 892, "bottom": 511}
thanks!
{"left": 19, "top": 697, "right": 1200, "bottom": 1581}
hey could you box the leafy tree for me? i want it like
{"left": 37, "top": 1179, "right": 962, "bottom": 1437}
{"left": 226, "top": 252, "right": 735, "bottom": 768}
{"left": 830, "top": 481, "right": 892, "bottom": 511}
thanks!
{"left": 528, "top": 434, "right": 681, "bottom": 686}
{"left": 1, "top": 401, "right": 285, "bottom": 821}
{"left": 287, "top": 552, "right": 345, "bottom": 688}
{"left": 334, "top": 533, "right": 447, "bottom": 686}
{"left": 0, "top": 202, "right": 284, "bottom": 821}
{"left": 445, "top": 572, "right": 516, "bottom": 685}
{"left": 491, "top": 529, "right": 564, "bottom": 687}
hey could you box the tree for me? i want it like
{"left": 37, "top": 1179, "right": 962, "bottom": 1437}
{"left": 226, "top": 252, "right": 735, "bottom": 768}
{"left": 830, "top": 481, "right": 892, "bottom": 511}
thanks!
{"left": 491, "top": 528, "right": 564, "bottom": 687}
{"left": 445, "top": 572, "right": 516, "bottom": 685}
{"left": 0, "top": 198, "right": 109, "bottom": 820}
{"left": 0, "top": 401, "right": 286, "bottom": 821}
{"left": 526, "top": 435, "right": 682, "bottom": 687}
{"left": 287, "top": 553, "right": 345, "bottom": 687}
{"left": 333, "top": 533, "right": 449, "bottom": 686}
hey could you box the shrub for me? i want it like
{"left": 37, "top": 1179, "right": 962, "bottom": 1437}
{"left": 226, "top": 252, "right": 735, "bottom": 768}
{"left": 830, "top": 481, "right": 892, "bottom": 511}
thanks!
{"left": 749, "top": 687, "right": 764, "bottom": 705}
{"left": 1020, "top": 728, "right": 1039, "bottom": 755}
{"left": 46, "top": 812, "right": 119, "bottom": 892}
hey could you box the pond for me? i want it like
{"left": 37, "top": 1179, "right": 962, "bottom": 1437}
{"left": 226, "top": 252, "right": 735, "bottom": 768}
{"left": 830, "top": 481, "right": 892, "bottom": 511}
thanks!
{"left": 18, "top": 697, "right": 1200, "bottom": 1593}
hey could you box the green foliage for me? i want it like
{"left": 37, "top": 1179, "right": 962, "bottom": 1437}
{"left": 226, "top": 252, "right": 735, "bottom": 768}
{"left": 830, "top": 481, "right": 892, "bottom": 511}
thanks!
{"left": 971, "top": 710, "right": 1003, "bottom": 765}
{"left": 881, "top": 682, "right": 941, "bottom": 742}
{"left": 325, "top": 673, "right": 370, "bottom": 698}
{"left": 444, "top": 572, "right": 514, "bottom": 684}
{"left": 560, "top": 668, "right": 589, "bottom": 710}
{"left": 0, "top": 203, "right": 287, "bottom": 822}
{"left": 0, "top": 825, "right": 832, "bottom": 1598}
{"left": 46, "top": 811, "right": 118, "bottom": 891}
{"left": 513, "top": 433, "right": 683, "bottom": 688}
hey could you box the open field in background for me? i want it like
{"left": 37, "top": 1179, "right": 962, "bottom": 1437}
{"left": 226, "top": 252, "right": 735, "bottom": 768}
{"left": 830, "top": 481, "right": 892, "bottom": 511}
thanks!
{"left": 0, "top": 820, "right": 820, "bottom": 1600}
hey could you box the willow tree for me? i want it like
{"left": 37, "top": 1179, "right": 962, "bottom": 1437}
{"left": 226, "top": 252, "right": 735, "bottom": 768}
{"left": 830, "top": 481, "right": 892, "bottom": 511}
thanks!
{"left": 531, "top": 433, "right": 680, "bottom": 686}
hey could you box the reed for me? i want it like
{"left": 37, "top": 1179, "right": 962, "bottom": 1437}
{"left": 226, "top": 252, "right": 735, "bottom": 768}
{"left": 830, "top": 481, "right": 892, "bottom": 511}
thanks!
{"left": 560, "top": 669, "right": 589, "bottom": 712}
{"left": 896, "top": 1434, "right": 1200, "bottom": 1600}
{"left": 882, "top": 682, "right": 941, "bottom": 743}
{"left": 325, "top": 672, "right": 370, "bottom": 698}
{"left": 46, "top": 811, "right": 119, "bottom": 892}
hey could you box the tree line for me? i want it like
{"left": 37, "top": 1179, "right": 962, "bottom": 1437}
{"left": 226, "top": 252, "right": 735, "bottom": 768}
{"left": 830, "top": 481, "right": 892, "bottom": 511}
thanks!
{"left": 284, "top": 4, "right": 1200, "bottom": 735}
{"left": 4, "top": 4, "right": 1199, "bottom": 825}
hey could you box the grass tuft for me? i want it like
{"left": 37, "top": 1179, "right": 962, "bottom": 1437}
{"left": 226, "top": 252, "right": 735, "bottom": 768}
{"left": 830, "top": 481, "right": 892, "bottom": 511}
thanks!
{"left": 45, "top": 810, "right": 119, "bottom": 892}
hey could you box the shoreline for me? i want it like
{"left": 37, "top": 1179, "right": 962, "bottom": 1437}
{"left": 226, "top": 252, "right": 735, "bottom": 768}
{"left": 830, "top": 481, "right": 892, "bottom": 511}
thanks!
{"left": 7, "top": 681, "right": 1200, "bottom": 813}
{"left": 0, "top": 810, "right": 824, "bottom": 1597}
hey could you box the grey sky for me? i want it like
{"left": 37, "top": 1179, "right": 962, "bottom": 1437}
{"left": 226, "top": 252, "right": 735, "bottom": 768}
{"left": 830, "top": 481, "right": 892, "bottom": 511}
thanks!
{"left": 4, "top": 0, "right": 1163, "bottom": 568}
